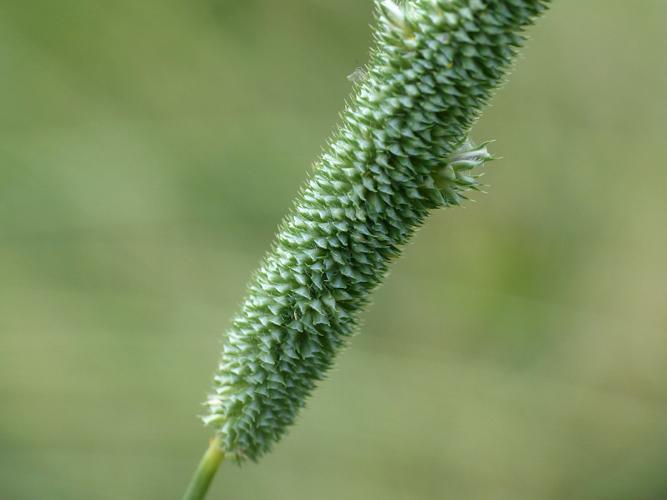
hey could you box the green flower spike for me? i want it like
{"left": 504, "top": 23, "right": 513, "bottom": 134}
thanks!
{"left": 202, "top": 0, "right": 551, "bottom": 462}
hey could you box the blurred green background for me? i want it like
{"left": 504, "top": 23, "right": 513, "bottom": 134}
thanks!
{"left": 1, "top": 1, "right": 666, "bottom": 499}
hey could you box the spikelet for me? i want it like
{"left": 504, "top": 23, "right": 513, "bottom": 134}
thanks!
{"left": 203, "top": 0, "right": 551, "bottom": 462}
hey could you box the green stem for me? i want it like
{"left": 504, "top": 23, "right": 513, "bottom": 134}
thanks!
{"left": 181, "top": 437, "right": 225, "bottom": 500}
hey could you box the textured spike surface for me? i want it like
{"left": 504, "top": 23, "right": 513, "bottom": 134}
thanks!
{"left": 204, "top": 0, "right": 551, "bottom": 462}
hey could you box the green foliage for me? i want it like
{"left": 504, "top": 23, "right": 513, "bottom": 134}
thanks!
{"left": 204, "top": 0, "right": 551, "bottom": 462}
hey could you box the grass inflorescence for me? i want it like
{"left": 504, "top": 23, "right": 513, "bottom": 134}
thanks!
{"left": 203, "top": 0, "right": 551, "bottom": 462}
